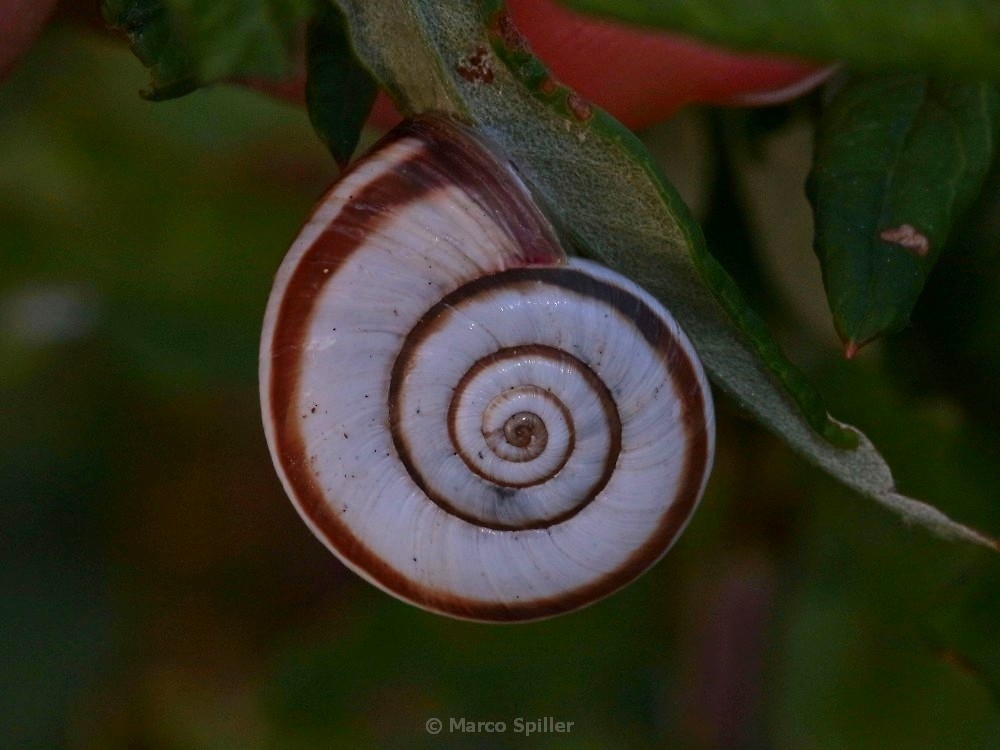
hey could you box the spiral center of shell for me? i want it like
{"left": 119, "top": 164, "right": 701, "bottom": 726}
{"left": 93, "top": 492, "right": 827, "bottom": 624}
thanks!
{"left": 505, "top": 412, "right": 545, "bottom": 451}
{"left": 388, "top": 271, "right": 626, "bottom": 531}
{"left": 455, "top": 375, "right": 574, "bottom": 488}
{"left": 479, "top": 388, "right": 560, "bottom": 467}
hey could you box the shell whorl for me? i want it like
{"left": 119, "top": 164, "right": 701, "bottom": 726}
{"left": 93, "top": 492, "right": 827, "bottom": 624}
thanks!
{"left": 260, "top": 116, "right": 715, "bottom": 622}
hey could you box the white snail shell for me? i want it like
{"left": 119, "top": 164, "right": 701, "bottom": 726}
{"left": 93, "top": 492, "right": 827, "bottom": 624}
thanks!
{"left": 260, "top": 116, "right": 715, "bottom": 622}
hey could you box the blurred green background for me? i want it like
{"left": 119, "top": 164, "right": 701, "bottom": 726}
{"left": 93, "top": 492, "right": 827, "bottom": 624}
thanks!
{"left": 2, "top": 22, "right": 999, "bottom": 750}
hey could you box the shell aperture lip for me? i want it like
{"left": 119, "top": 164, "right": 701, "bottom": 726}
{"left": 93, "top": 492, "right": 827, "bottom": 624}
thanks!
{"left": 260, "top": 117, "right": 715, "bottom": 621}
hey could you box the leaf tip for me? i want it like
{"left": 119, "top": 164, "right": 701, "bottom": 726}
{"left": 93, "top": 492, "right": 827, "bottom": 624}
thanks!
{"left": 843, "top": 340, "right": 861, "bottom": 359}
{"left": 978, "top": 533, "right": 999, "bottom": 553}
{"left": 884, "top": 492, "right": 999, "bottom": 552}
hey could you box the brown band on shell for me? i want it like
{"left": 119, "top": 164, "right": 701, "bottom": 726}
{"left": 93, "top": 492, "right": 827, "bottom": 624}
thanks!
{"left": 382, "top": 117, "right": 565, "bottom": 267}
{"left": 389, "top": 342, "right": 612, "bottom": 529}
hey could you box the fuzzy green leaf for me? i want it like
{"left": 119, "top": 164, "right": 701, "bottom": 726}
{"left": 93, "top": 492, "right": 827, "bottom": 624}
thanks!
{"left": 560, "top": 0, "right": 1000, "bottom": 78}
{"left": 809, "top": 76, "right": 1000, "bottom": 353}
{"left": 305, "top": 3, "right": 378, "bottom": 168}
{"left": 332, "top": 0, "right": 996, "bottom": 548}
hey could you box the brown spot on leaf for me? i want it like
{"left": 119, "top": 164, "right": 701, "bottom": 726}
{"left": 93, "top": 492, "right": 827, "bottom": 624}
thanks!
{"left": 567, "top": 91, "right": 593, "bottom": 121}
{"left": 456, "top": 46, "right": 494, "bottom": 85}
{"left": 538, "top": 77, "right": 557, "bottom": 96}
{"left": 879, "top": 224, "right": 929, "bottom": 257}
{"left": 489, "top": 9, "right": 529, "bottom": 53}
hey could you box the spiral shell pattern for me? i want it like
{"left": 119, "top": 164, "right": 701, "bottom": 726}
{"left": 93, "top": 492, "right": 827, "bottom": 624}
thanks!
{"left": 260, "top": 117, "right": 715, "bottom": 621}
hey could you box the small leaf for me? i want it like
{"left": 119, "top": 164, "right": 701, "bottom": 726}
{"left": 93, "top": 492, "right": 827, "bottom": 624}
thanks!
{"left": 332, "top": 0, "right": 997, "bottom": 548}
{"left": 305, "top": 3, "right": 379, "bottom": 168}
{"left": 103, "top": 0, "right": 317, "bottom": 99}
{"left": 808, "top": 76, "right": 1000, "bottom": 352}
{"left": 101, "top": 0, "right": 199, "bottom": 100}
{"left": 560, "top": 0, "right": 1000, "bottom": 78}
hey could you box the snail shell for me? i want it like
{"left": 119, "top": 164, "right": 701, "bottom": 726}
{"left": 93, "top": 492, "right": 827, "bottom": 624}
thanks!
{"left": 260, "top": 116, "right": 715, "bottom": 622}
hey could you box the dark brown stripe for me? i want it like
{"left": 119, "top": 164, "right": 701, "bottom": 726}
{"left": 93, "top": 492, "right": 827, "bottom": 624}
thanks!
{"left": 389, "top": 343, "right": 616, "bottom": 529}
{"left": 268, "top": 131, "right": 435, "bottom": 530}
{"left": 391, "top": 117, "right": 565, "bottom": 267}
{"left": 266, "top": 119, "right": 710, "bottom": 622}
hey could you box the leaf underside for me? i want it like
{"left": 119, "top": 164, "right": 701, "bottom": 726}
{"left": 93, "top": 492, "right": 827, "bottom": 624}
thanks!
{"left": 809, "top": 75, "right": 1000, "bottom": 352}
{"left": 331, "top": 0, "right": 996, "bottom": 550}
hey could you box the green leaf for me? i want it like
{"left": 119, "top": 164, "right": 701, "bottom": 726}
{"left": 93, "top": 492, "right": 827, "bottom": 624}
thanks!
{"left": 305, "top": 3, "right": 378, "bottom": 168}
{"left": 103, "top": 0, "right": 316, "bottom": 99}
{"left": 560, "top": 0, "right": 1000, "bottom": 78}
{"left": 809, "top": 76, "right": 1000, "bottom": 353}
{"left": 332, "top": 0, "right": 996, "bottom": 548}
{"left": 101, "top": 0, "right": 199, "bottom": 100}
